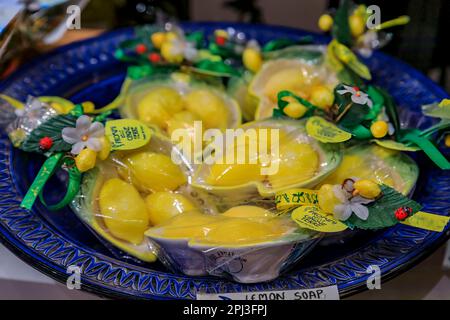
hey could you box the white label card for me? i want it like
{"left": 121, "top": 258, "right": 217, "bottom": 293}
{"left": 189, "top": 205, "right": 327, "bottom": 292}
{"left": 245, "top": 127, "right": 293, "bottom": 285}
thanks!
{"left": 196, "top": 285, "right": 340, "bottom": 300}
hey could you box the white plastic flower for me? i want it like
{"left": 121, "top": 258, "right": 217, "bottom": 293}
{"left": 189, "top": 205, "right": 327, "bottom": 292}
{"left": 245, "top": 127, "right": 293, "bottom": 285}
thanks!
{"left": 168, "top": 37, "right": 198, "bottom": 62}
{"left": 332, "top": 185, "right": 374, "bottom": 221}
{"left": 337, "top": 85, "right": 373, "bottom": 108}
{"left": 62, "top": 115, "right": 104, "bottom": 154}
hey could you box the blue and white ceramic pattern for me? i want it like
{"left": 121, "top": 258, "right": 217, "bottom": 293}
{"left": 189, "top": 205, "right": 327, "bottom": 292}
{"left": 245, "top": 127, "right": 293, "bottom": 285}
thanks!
{"left": 0, "top": 23, "right": 449, "bottom": 299}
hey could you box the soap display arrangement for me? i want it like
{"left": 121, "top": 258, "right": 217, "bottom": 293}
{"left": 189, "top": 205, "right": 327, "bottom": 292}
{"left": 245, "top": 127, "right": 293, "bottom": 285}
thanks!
{"left": 1, "top": 0, "right": 449, "bottom": 287}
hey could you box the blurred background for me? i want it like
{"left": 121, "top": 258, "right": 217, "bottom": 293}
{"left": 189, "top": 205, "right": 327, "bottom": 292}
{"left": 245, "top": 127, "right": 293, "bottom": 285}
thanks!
{"left": 86, "top": 0, "right": 450, "bottom": 89}
{"left": 0, "top": 0, "right": 449, "bottom": 90}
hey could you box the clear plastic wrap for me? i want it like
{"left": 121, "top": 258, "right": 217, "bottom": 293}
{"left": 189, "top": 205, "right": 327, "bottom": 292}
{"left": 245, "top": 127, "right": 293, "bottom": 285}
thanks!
{"left": 249, "top": 47, "right": 339, "bottom": 120}
{"left": 192, "top": 118, "right": 342, "bottom": 204}
{"left": 71, "top": 129, "right": 322, "bottom": 281}
{"left": 118, "top": 74, "right": 241, "bottom": 136}
{"left": 320, "top": 143, "right": 419, "bottom": 196}
{"left": 145, "top": 206, "right": 320, "bottom": 283}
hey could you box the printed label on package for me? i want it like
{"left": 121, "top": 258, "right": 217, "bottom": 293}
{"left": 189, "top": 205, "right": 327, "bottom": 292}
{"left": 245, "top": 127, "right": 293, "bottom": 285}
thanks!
{"left": 196, "top": 285, "right": 340, "bottom": 300}
{"left": 105, "top": 119, "right": 151, "bottom": 150}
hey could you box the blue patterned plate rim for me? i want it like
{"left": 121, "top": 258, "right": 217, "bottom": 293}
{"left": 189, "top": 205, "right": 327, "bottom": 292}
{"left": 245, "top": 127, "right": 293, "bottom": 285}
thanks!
{"left": 0, "top": 22, "right": 448, "bottom": 300}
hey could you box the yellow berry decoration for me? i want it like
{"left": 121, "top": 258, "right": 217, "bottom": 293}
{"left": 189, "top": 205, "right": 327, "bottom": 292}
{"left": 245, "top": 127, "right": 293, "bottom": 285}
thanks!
{"left": 309, "top": 85, "right": 334, "bottom": 110}
{"left": 151, "top": 32, "right": 166, "bottom": 49}
{"left": 318, "top": 184, "right": 343, "bottom": 214}
{"left": 161, "top": 41, "right": 184, "bottom": 64}
{"left": 97, "top": 137, "right": 111, "bottom": 161}
{"left": 318, "top": 14, "right": 333, "bottom": 32}
{"left": 370, "top": 120, "right": 389, "bottom": 138}
{"left": 353, "top": 179, "right": 381, "bottom": 199}
{"left": 445, "top": 135, "right": 450, "bottom": 148}
{"left": 349, "top": 13, "right": 366, "bottom": 37}
{"left": 284, "top": 101, "right": 308, "bottom": 119}
{"left": 243, "top": 48, "right": 263, "bottom": 73}
{"left": 75, "top": 148, "right": 97, "bottom": 172}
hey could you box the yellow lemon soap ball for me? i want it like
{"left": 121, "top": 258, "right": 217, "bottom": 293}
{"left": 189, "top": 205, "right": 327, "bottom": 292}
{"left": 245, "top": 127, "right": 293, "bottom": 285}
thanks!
{"left": 222, "top": 205, "right": 273, "bottom": 218}
{"left": 310, "top": 85, "right": 334, "bottom": 110}
{"left": 268, "top": 143, "right": 319, "bottom": 189}
{"left": 184, "top": 89, "right": 229, "bottom": 130}
{"left": 205, "top": 219, "right": 275, "bottom": 244}
{"left": 145, "top": 192, "right": 196, "bottom": 226}
{"left": 99, "top": 178, "right": 149, "bottom": 245}
{"left": 124, "top": 152, "right": 187, "bottom": 192}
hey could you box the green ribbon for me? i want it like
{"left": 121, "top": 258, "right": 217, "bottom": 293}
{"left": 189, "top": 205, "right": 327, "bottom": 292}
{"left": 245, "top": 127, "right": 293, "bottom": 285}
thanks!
{"left": 39, "top": 161, "right": 81, "bottom": 211}
{"left": 193, "top": 60, "right": 241, "bottom": 77}
{"left": 399, "top": 130, "right": 450, "bottom": 170}
{"left": 262, "top": 36, "right": 313, "bottom": 52}
{"left": 20, "top": 153, "right": 82, "bottom": 211}
{"left": 21, "top": 153, "right": 63, "bottom": 210}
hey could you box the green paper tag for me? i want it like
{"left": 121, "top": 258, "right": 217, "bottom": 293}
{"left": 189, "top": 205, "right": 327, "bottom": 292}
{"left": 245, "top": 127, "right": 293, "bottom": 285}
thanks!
{"left": 306, "top": 116, "right": 352, "bottom": 143}
{"left": 105, "top": 119, "right": 152, "bottom": 151}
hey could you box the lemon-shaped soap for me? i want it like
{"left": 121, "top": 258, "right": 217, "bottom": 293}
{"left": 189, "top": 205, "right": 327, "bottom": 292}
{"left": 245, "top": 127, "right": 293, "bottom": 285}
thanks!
{"left": 204, "top": 219, "right": 277, "bottom": 245}
{"left": 206, "top": 162, "right": 263, "bottom": 187}
{"left": 268, "top": 142, "right": 319, "bottom": 189}
{"left": 137, "top": 87, "right": 184, "bottom": 127}
{"left": 222, "top": 205, "right": 273, "bottom": 218}
{"left": 145, "top": 192, "right": 196, "bottom": 226}
{"left": 159, "top": 212, "right": 218, "bottom": 239}
{"left": 99, "top": 178, "right": 149, "bottom": 245}
{"left": 263, "top": 69, "right": 309, "bottom": 103}
{"left": 184, "top": 89, "right": 229, "bottom": 130}
{"left": 123, "top": 152, "right": 187, "bottom": 192}
{"left": 166, "top": 111, "right": 200, "bottom": 136}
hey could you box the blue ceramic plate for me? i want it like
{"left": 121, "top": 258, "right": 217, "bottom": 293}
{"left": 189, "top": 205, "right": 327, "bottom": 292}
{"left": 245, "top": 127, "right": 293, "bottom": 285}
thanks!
{"left": 0, "top": 23, "right": 449, "bottom": 299}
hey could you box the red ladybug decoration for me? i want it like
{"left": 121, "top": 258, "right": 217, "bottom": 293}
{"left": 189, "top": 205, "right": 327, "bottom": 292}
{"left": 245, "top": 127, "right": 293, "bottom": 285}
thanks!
{"left": 148, "top": 52, "right": 161, "bottom": 63}
{"left": 215, "top": 36, "right": 227, "bottom": 46}
{"left": 135, "top": 44, "right": 147, "bottom": 54}
{"left": 39, "top": 136, "right": 53, "bottom": 151}
{"left": 395, "top": 206, "right": 412, "bottom": 221}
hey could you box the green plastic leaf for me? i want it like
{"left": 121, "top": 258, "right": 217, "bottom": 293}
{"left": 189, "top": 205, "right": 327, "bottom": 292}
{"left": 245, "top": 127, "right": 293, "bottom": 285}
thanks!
{"left": 345, "top": 185, "right": 422, "bottom": 230}
{"left": 185, "top": 31, "right": 204, "bottom": 48}
{"left": 332, "top": 0, "right": 353, "bottom": 47}
{"left": 262, "top": 36, "right": 313, "bottom": 52}
{"left": 21, "top": 114, "right": 78, "bottom": 153}
{"left": 333, "top": 85, "right": 371, "bottom": 127}
{"left": 372, "top": 139, "right": 420, "bottom": 152}
{"left": 336, "top": 65, "right": 364, "bottom": 87}
{"left": 422, "top": 99, "right": 450, "bottom": 119}
{"left": 263, "top": 46, "right": 323, "bottom": 62}
{"left": 333, "top": 42, "right": 371, "bottom": 80}
{"left": 193, "top": 60, "right": 241, "bottom": 77}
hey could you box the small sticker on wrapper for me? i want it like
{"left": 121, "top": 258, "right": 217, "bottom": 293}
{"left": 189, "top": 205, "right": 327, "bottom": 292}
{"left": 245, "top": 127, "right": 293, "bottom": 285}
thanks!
{"left": 105, "top": 119, "right": 152, "bottom": 150}
{"left": 196, "top": 285, "right": 340, "bottom": 300}
{"left": 401, "top": 211, "right": 450, "bottom": 232}
{"left": 291, "top": 205, "right": 348, "bottom": 233}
